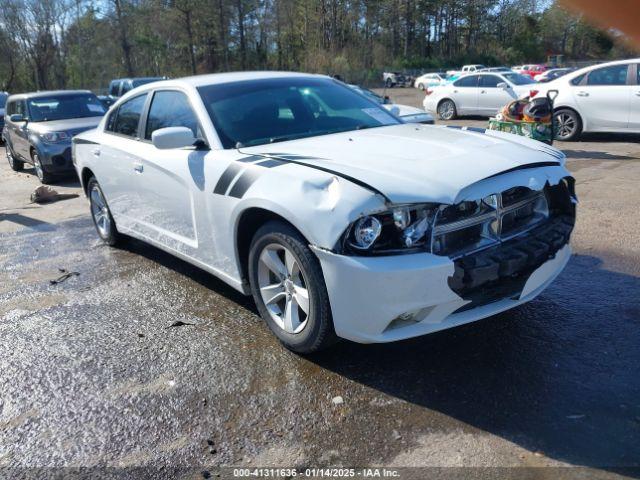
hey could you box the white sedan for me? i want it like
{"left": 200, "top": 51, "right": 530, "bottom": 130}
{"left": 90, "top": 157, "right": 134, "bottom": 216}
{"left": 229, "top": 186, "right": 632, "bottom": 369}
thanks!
{"left": 414, "top": 72, "right": 448, "bottom": 90}
{"left": 73, "top": 72, "right": 576, "bottom": 353}
{"left": 424, "top": 71, "right": 538, "bottom": 120}
{"left": 531, "top": 58, "right": 640, "bottom": 140}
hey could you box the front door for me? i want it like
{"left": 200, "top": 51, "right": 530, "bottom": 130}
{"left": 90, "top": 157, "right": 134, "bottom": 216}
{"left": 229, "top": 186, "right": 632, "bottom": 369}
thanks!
{"left": 132, "top": 89, "right": 204, "bottom": 257}
{"left": 477, "top": 75, "right": 517, "bottom": 116}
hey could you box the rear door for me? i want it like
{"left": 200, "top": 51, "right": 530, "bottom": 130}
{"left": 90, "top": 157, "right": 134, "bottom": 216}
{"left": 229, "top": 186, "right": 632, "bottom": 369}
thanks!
{"left": 629, "top": 64, "right": 640, "bottom": 131}
{"left": 451, "top": 75, "right": 480, "bottom": 114}
{"left": 477, "top": 74, "right": 516, "bottom": 116}
{"left": 95, "top": 93, "right": 149, "bottom": 232}
{"left": 10, "top": 100, "right": 30, "bottom": 159}
{"left": 573, "top": 63, "right": 631, "bottom": 131}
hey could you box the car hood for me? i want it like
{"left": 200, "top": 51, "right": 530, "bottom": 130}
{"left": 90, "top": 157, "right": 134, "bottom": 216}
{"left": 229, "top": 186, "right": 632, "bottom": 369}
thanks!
{"left": 28, "top": 116, "right": 103, "bottom": 136}
{"left": 242, "top": 123, "right": 564, "bottom": 205}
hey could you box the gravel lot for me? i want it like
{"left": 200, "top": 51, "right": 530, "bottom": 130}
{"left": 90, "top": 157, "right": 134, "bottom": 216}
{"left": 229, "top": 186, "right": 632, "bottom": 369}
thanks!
{"left": 1, "top": 94, "right": 639, "bottom": 479}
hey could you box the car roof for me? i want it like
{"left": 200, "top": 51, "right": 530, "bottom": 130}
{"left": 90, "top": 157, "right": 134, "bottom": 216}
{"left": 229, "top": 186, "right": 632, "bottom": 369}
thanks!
{"left": 129, "top": 71, "right": 329, "bottom": 90}
{"left": 8, "top": 90, "right": 94, "bottom": 100}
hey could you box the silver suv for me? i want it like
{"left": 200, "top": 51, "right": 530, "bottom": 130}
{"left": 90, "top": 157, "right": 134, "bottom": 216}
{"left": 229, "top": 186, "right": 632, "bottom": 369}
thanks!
{"left": 4, "top": 90, "right": 106, "bottom": 183}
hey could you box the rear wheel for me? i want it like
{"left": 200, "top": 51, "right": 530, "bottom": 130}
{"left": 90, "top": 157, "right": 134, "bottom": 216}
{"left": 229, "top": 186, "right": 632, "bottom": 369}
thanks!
{"left": 248, "top": 221, "right": 337, "bottom": 353}
{"left": 32, "top": 152, "right": 54, "bottom": 184}
{"left": 6, "top": 144, "right": 24, "bottom": 171}
{"left": 87, "top": 177, "right": 120, "bottom": 246}
{"left": 385, "top": 78, "right": 393, "bottom": 88}
{"left": 438, "top": 99, "right": 457, "bottom": 120}
{"left": 554, "top": 109, "right": 582, "bottom": 141}
{"left": 417, "top": 83, "right": 425, "bottom": 91}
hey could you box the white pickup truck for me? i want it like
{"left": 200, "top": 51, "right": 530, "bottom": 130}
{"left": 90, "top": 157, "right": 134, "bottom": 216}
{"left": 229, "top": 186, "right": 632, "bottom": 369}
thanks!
{"left": 446, "top": 64, "right": 486, "bottom": 78}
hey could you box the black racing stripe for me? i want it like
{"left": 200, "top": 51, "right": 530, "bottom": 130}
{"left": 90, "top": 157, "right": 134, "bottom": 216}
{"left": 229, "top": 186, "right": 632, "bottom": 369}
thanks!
{"left": 236, "top": 155, "right": 265, "bottom": 163}
{"left": 256, "top": 158, "right": 286, "bottom": 168}
{"left": 244, "top": 153, "right": 390, "bottom": 202}
{"left": 213, "top": 163, "right": 243, "bottom": 195}
{"left": 466, "top": 127, "right": 486, "bottom": 133}
{"left": 72, "top": 138, "right": 99, "bottom": 145}
{"left": 228, "top": 169, "right": 261, "bottom": 199}
{"left": 446, "top": 125, "right": 462, "bottom": 129}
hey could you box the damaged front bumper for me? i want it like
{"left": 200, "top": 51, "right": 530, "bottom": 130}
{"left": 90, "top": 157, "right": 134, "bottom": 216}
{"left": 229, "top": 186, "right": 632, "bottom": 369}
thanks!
{"left": 312, "top": 178, "right": 576, "bottom": 343}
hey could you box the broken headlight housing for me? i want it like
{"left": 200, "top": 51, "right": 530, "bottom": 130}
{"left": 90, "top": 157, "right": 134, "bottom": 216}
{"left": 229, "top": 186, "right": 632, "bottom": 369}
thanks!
{"left": 343, "top": 204, "right": 439, "bottom": 255}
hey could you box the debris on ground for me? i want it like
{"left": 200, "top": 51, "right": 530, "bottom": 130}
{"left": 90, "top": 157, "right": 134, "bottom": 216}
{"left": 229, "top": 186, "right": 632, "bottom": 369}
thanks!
{"left": 30, "top": 186, "right": 79, "bottom": 204}
{"left": 167, "top": 320, "right": 196, "bottom": 328}
{"left": 392, "top": 430, "right": 402, "bottom": 440}
{"left": 332, "top": 396, "right": 344, "bottom": 405}
{"left": 49, "top": 268, "right": 80, "bottom": 285}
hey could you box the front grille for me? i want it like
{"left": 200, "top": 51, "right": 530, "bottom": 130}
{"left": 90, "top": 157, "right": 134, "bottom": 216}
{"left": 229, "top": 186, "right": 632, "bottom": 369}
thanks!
{"left": 432, "top": 186, "right": 553, "bottom": 259}
{"left": 444, "top": 179, "right": 576, "bottom": 308}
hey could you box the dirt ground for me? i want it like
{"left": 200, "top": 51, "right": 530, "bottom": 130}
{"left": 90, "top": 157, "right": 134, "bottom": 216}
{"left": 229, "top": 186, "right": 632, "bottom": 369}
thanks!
{"left": 1, "top": 99, "right": 639, "bottom": 479}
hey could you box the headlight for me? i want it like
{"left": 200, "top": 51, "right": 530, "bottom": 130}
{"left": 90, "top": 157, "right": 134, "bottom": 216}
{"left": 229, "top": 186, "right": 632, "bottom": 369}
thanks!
{"left": 343, "top": 204, "right": 439, "bottom": 254}
{"left": 41, "top": 131, "right": 70, "bottom": 143}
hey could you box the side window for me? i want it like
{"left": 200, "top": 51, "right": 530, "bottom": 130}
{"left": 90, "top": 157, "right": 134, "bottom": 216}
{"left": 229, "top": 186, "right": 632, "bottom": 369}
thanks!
{"left": 6, "top": 101, "right": 14, "bottom": 116}
{"left": 121, "top": 81, "right": 132, "bottom": 95}
{"left": 110, "top": 94, "right": 147, "bottom": 138}
{"left": 480, "top": 75, "right": 501, "bottom": 88}
{"left": 108, "top": 81, "right": 119, "bottom": 97}
{"left": 571, "top": 73, "right": 586, "bottom": 86}
{"left": 144, "top": 90, "right": 200, "bottom": 140}
{"left": 454, "top": 75, "right": 479, "bottom": 88}
{"left": 586, "top": 65, "right": 628, "bottom": 86}
{"left": 637, "top": 64, "right": 640, "bottom": 84}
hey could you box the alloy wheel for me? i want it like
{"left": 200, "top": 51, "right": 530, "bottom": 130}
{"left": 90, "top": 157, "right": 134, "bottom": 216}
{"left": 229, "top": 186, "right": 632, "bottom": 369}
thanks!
{"left": 555, "top": 112, "right": 576, "bottom": 140}
{"left": 439, "top": 101, "right": 455, "bottom": 120}
{"left": 257, "top": 243, "right": 310, "bottom": 334}
{"left": 6, "top": 146, "right": 14, "bottom": 168}
{"left": 90, "top": 185, "right": 111, "bottom": 239}
{"left": 33, "top": 154, "right": 44, "bottom": 181}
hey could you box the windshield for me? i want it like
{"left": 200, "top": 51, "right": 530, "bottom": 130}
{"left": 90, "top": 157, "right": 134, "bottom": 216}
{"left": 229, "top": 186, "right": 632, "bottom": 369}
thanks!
{"left": 27, "top": 94, "right": 106, "bottom": 122}
{"left": 0, "top": 93, "right": 7, "bottom": 108}
{"left": 349, "top": 85, "right": 384, "bottom": 104}
{"left": 502, "top": 73, "right": 535, "bottom": 85}
{"left": 198, "top": 77, "right": 401, "bottom": 149}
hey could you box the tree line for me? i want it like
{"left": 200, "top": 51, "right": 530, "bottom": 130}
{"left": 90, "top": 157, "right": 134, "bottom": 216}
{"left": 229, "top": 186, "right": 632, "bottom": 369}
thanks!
{"left": 0, "top": 0, "right": 635, "bottom": 93}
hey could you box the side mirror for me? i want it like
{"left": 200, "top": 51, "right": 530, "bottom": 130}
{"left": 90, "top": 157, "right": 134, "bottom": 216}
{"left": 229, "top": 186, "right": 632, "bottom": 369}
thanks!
{"left": 10, "top": 114, "right": 26, "bottom": 123}
{"left": 383, "top": 95, "right": 391, "bottom": 104}
{"left": 151, "top": 127, "right": 196, "bottom": 150}
{"left": 497, "top": 82, "right": 510, "bottom": 90}
{"left": 389, "top": 106, "right": 401, "bottom": 116}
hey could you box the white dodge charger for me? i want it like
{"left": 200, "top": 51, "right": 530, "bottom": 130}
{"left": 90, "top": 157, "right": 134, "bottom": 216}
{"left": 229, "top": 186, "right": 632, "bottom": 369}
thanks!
{"left": 73, "top": 72, "right": 577, "bottom": 353}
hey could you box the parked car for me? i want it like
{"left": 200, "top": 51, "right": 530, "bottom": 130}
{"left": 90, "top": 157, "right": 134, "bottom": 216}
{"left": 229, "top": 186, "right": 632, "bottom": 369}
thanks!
{"left": 97, "top": 95, "right": 116, "bottom": 108}
{"left": 533, "top": 68, "right": 575, "bottom": 83}
{"left": 348, "top": 85, "right": 434, "bottom": 124}
{"left": 446, "top": 64, "right": 487, "bottom": 82}
{"left": 531, "top": 58, "right": 640, "bottom": 140}
{"left": 414, "top": 72, "right": 448, "bottom": 90}
{"left": 382, "top": 72, "right": 413, "bottom": 88}
{"left": 479, "top": 67, "right": 513, "bottom": 73}
{"left": 0, "top": 91, "right": 8, "bottom": 144}
{"left": 107, "top": 77, "right": 166, "bottom": 100}
{"left": 423, "top": 71, "right": 537, "bottom": 120}
{"left": 73, "top": 72, "right": 576, "bottom": 353}
{"left": 4, "top": 90, "right": 107, "bottom": 183}
{"left": 521, "top": 64, "right": 547, "bottom": 79}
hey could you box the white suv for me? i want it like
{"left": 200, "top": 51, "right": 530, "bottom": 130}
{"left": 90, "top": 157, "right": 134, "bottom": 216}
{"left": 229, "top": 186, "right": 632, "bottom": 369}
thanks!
{"left": 532, "top": 58, "right": 640, "bottom": 140}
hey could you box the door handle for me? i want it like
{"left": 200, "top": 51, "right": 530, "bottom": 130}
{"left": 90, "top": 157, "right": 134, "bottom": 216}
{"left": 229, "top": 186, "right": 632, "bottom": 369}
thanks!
{"left": 133, "top": 162, "right": 143, "bottom": 173}
{"left": 480, "top": 90, "right": 486, "bottom": 94}
{"left": 576, "top": 91, "right": 589, "bottom": 97}
{"left": 92, "top": 148, "right": 100, "bottom": 157}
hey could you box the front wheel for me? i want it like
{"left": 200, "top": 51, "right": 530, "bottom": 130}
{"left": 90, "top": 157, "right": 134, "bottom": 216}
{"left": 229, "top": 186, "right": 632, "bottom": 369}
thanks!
{"left": 87, "top": 177, "right": 121, "bottom": 246}
{"left": 417, "top": 83, "right": 425, "bottom": 91}
{"left": 32, "top": 152, "right": 54, "bottom": 184}
{"left": 437, "top": 99, "right": 457, "bottom": 120}
{"left": 248, "top": 221, "right": 337, "bottom": 353}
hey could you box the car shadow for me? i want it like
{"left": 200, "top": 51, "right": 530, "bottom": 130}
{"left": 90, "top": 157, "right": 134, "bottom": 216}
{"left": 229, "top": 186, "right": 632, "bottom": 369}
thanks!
{"left": 562, "top": 150, "right": 637, "bottom": 161}
{"left": 307, "top": 254, "right": 640, "bottom": 471}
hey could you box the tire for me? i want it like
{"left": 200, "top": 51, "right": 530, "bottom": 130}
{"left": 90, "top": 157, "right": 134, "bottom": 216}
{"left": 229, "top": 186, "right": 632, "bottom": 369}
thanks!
{"left": 437, "top": 99, "right": 457, "bottom": 120}
{"left": 32, "top": 151, "right": 54, "bottom": 184}
{"left": 417, "top": 83, "right": 425, "bottom": 91}
{"left": 385, "top": 78, "right": 393, "bottom": 88}
{"left": 554, "top": 109, "right": 582, "bottom": 141}
{"left": 87, "top": 177, "right": 121, "bottom": 246}
{"left": 5, "top": 144, "right": 24, "bottom": 172}
{"left": 248, "top": 221, "right": 337, "bottom": 354}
